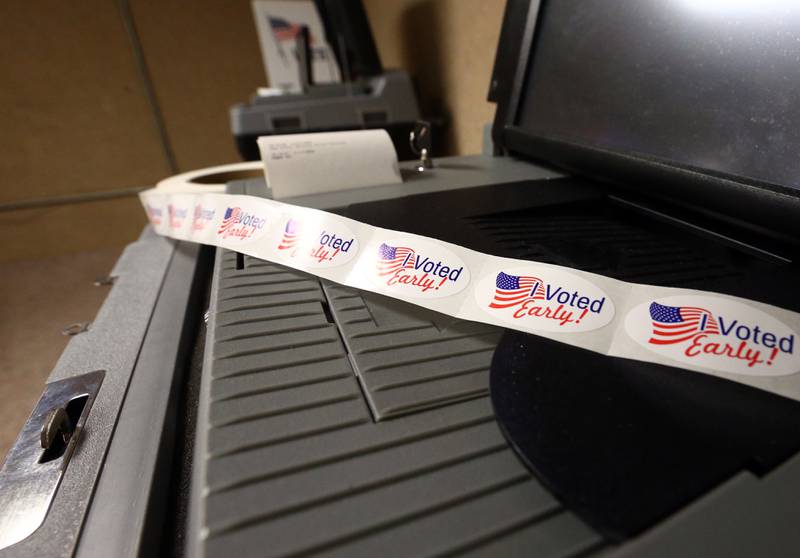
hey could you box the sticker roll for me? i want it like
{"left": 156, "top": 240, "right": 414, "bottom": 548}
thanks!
{"left": 139, "top": 166, "right": 800, "bottom": 403}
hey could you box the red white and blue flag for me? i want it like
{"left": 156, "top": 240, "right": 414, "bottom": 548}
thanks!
{"left": 168, "top": 204, "right": 181, "bottom": 228}
{"left": 269, "top": 17, "right": 305, "bottom": 42}
{"left": 278, "top": 219, "right": 300, "bottom": 250}
{"left": 490, "top": 272, "right": 546, "bottom": 309}
{"left": 218, "top": 207, "right": 242, "bottom": 235}
{"left": 648, "top": 302, "right": 720, "bottom": 345}
{"left": 377, "top": 243, "right": 414, "bottom": 276}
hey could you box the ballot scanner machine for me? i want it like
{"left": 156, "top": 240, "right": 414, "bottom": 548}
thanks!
{"left": 1, "top": 0, "right": 800, "bottom": 556}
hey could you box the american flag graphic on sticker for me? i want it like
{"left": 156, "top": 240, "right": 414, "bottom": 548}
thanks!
{"left": 216, "top": 206, "right": 267, "bottom": 241}
{"left": 648, "top": 302, "right": 720, "bottom": 345}
{"left": 377, "top": 243, "right": 415, "bottom": 276}
{"left": 490, "top": 272, "right": 546, "bottom": 309}
{"left": 218, "top": 207, "right": 242, "bottom": 236}
{"left": 168, "top": 204, "right": 187, "bottom": 229}
{"left": 278, "top": 218, "right": 300, "bottom": 250}
{"left": 145, "top": 203, "right": 163, "bottom": 225}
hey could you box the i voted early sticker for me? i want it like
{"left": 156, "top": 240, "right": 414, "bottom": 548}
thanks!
{"left": 215, "top": 204, "right": 271, "bottom": 243}
{"left": 625, "top": 295, "right": 800, "bottom": 376}
{"left": 191, "top": 203, "right": 216, "bottom": 233}
{"left": 144, "top": 201, "right": 163, "bottom": 226}
{"left": 367, "top": 237, "right": 470, "bottom": 299}
{"left": 274, "top": 216, "right": 359, "bottom": 268}
{"left": 167, "top": 203, "right": 189, "bottom": 231}
{"left": 476, "top": 267, "right": 615, "bottom": 332}
{"left": 138, "top": 171, "right": 800, "bottom": 405}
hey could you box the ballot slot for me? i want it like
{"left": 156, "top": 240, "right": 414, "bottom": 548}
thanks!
{"left": 0, "top": 370, "right": 104, "bottom": 550}
{"left": 361, "top": 109, "right": 389, "bottom": 125}
{"left": 271, "top": 115, "right": 303, "bottom": 132}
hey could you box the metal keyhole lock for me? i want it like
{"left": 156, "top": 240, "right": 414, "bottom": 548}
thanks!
{"left": 409, "top": 120, "right": 434, "bottom": 172}
{"left": 40, "top": 406, "right": 74, "bottom": 451}
{"left": 0, "top": 370, "right": 103, "bottom": 550}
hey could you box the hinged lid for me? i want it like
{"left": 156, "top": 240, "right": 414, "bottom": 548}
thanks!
{"left": 490, "top": 0, "right": 800, "bottom": 240}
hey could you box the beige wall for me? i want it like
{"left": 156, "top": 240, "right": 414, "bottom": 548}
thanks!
{"left": 0, "top": 0, "right": 264, "bottom": 262}
{"left": 364, "top": 0, "right": 505, "bottom": 156}
{"left": 129, "top": 1, "right": 266, "bottom": 171}
{"left": 0, "top": 0, "right": 505, "bottom": 262}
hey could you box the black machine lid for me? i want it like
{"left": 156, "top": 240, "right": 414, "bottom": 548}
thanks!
{"left": 485, "top": 1, "right": 800, "bottom": 540}
{"left": 490, "top": 330, "right": 800, "bottom": 541}
{"left": 490, "top": 0, "right": 800, "bottom": 241}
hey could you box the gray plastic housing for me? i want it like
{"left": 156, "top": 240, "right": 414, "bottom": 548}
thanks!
{"left": 1, "top": 156, "right": 798, "bottom": 558}
{"left": 189, "top": 250, "right": 604, "bottom": 557}
{"left": 0, "top": 231, "right": 201, "bottom": 558}
{"left": 186, "top": 156, "right": 800, "bottom": 557}
{"left": 190, "top": 247, "right": 800, "bottom": 558}
{"left": 231, "top": 70, "right": 420, "bottom": 137}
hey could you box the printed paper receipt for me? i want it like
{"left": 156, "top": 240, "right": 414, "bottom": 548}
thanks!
{"left": 258, "top": 130, "right": 402, "bottom": 200}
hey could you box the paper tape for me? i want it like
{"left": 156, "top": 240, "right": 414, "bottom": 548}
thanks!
{"left": 140, "top": 166, "right": 800, "bottom": 402}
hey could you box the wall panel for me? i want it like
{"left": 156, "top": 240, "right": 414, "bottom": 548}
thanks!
{"left": 363, "top": 0, "right": 505, "bottom": 155}
{"left": 0, "top": 1, "right": 170, "bottom": 204}
{"left": 130, "top": 0, "right": 265, "bottom": 171}
{"left": 0, "top": 0, "right": 507, "bottom": 262}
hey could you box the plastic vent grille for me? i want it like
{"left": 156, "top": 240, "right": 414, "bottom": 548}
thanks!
{"left": 468, "top": 202, "right": 746, "bottom": 288}
{"left": 197, "top": 250, "right": 605, "bottom": 557}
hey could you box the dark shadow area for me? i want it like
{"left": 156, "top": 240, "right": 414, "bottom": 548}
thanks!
{"left": 401, "top": 0, "right": 455, "bottom": 155}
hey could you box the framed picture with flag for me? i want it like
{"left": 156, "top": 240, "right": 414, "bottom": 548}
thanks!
{"left": 251, "top": 0, "right": 341, "bottom": 92}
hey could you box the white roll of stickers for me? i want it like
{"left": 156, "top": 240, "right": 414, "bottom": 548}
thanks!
{"left": 139, "top": 162, "right": 800, "bottom": 402}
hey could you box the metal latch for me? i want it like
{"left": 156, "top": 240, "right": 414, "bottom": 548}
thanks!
{"left": 410, "top": 120, "right": 434, "bottom": 172}
{"left": 0, "top": 370, "right": 104, "bottom": 550}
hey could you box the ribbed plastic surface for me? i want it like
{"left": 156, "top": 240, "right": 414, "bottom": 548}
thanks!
{"left": 468, "top": 203, "right": 745, "bottom": 287}
{"left": 198, "top": 250, "right": 604, "bottom": 557}
{"left": 323, "top": 282, "right": 501, "bottom": 421}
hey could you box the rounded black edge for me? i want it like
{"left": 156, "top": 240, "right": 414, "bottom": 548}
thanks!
{"left": 503, "top": 127, "right": 800, "bottom": 242}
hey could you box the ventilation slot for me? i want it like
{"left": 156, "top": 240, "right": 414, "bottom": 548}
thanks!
{"left": 271, "top": 116, "right": 302, "bottom": 131}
